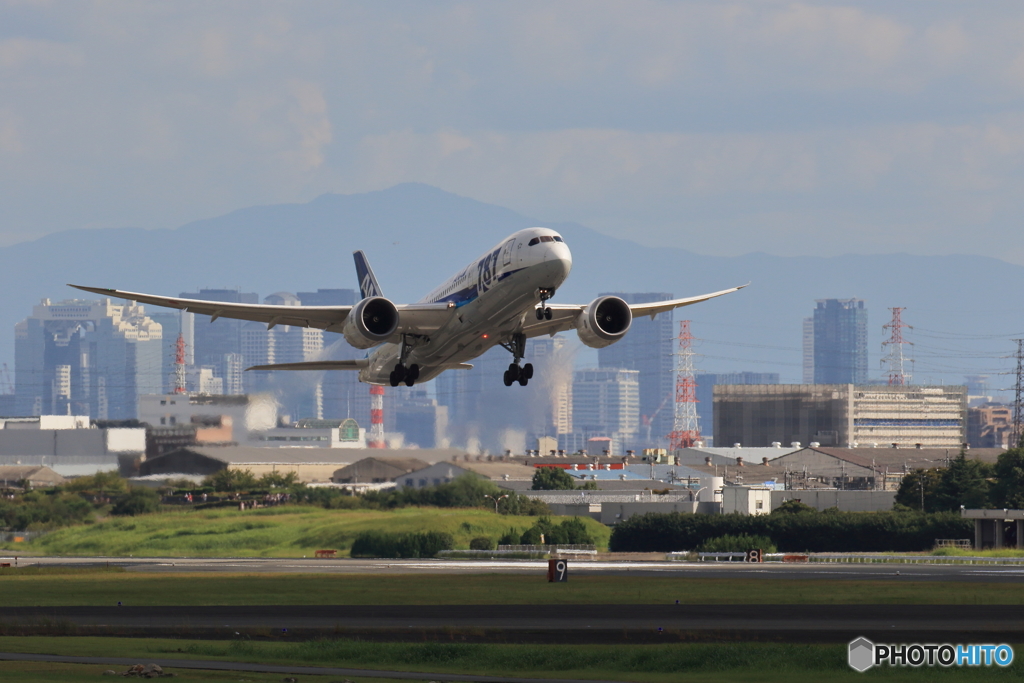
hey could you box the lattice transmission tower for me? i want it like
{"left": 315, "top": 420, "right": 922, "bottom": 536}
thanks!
{"left": 882, "top": 307, "right": 913, "bottom": 386}
{"left": 1013, "top": 339, "right": 1024, "bottom": 448}
{"left": 667, "top": 320, "right": 700, "bottom": 450}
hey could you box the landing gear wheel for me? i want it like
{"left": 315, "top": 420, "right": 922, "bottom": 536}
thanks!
{"left": 544, "top": 307, "right": 552, "bottom": 320}
{"left": 389, "top": 371, "right": 400, "bottom": 387}
{"left": 503, "top": 369, "right": 514, "bottom": 387}
{"left": 518, "top": 374, "right": 529, "bottom": 386}
{"left": 536, "top": 307, "right": 544, "bottom": 320}
{"left": 390, "top": 363, "right": 407, "bottom": 387}
{"left": 404, "top": 363, "right": 420, "bottom": 387}
{"left": 522, "top": 363, "right": 534, "bottom": 380}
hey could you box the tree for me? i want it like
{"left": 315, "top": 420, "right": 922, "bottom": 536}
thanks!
{"left": 257, "top": 471, "right": 298, "bottom": 489}
{"left": 203, "top": 469, "right": 257, "bottom": 492}
{"left": 110, "top": 487, "right": 161, "bottom": 516}
{"left": 772, "top": 500, "right": 816, "bottom": 515}
{"left": 895, "top": 469, "right": 943, "bottom": 512}
{"left": 991, "top": 449, "right": 1024, "bottom": 509}
{"left": 933, "top": 452, "right": 991, "bottom": 511}
{"left": 531, "top": 467, "right": 575, "bottom": 490}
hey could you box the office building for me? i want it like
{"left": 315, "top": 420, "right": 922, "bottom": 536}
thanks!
{"left": 598, "top": 292, "right": 674, "bottom": 449}
{"left": 15, "top": 299, "right": 163, "bottom": 419}
{"left": 812, "top": 299, "right": 868, "bottom": 384}
{"left": 179, "top": 288, "right": 258, "bottom": 388}
{"left": 571, "top": 368, "right": 640, "bottom": 454}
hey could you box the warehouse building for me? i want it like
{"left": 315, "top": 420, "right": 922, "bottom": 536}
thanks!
{"left": 714, "top": 384, "right": 967, "bottom": 449}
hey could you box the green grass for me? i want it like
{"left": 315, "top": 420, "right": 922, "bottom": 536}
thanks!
{"left": 932, "top": 547, "right": 1024, "bottom": 558}
{"left": 4, "top": 572, "right": 1024, "bottom": 606}
{"left": 1, "top": 636, "right": 1020, "bottom": 683}
{"left": 2, "top": 505, "right": 609, "bottom": 557}
{"left": 0, "top": 661, "right": 409, "bottom": 683}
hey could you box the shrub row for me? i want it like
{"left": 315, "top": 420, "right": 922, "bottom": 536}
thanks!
{"left": 608, "top": 511, "right": 972, "bottom": 553}
{"left": 349, "top": 530, "right": 455, "bottom": 558}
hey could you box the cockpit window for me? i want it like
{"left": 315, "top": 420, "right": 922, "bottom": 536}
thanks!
{"left": 528, "top": 237, "right": 539, "bottom": 246}
{"left": 552, "top": 236, "right": 563, "bottom": 242}
{"left": 528, "top": 235, "right": 562, "bottom": 246}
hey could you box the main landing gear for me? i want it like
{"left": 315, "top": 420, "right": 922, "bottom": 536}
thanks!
{"left": 500, "top": 332, "right": 533, "bottom": 387}
{"left": 535, "top": 288, "right": 555, "bottom": 320}
{"left": 389, "top": 363, "right": 419, "bottom": 387}
{"left": 389, "top": 334, "right": 426, "bottom": 387}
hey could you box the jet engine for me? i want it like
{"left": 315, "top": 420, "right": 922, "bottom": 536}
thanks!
{"left": 343, "top": 296, "right": 399, "bottom": 349}
{"left": 576, "top": 295, "right": 632, "bottom": 349}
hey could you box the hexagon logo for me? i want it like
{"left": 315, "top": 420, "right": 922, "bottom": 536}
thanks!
{"left": 849, "top": 637, "right": 875, "bottom": 672}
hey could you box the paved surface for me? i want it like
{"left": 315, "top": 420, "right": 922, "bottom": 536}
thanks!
{"left": 4, "top": 604, "right": 1022, "bottom": 643}
{"left": 0, "top": 652, "right": 629, "bottom": 683}
{"left": 7, "top": 555, "right": 1024, "bottom": 582}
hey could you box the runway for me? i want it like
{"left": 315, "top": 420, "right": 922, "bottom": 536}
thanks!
{"left": 10, "top": 554, "right": 1024, "bottom": 583}
{"left": 3, "top": 604, "right": 1022, "bottom": 644}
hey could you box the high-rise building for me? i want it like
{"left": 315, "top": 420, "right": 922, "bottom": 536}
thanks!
{"left": 695, "top": 372, "right": 780, "bottom": 446}
{"left": 179, "top": 288, "right": 258, "bottom": 386}
{"left": 598, "top": 292, "right": 674, "bottom": 449}
{"left": 571, "top": 368, "right": 640, "bottom": 453}
{"left": 15, "top": 298, "right": 163, "bottom": 419}
{"left": 393, "top": 388, "right": 448, "bottom": 448}
{"left": 813, "top": 299, "right": 868, "bottom": 384}
{"left": 802, "top": 317, "right": 814, "bottom": 383}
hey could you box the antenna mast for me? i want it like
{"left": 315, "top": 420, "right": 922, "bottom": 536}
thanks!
{"left": 882, "top": 307, "right": 912, "bottom": 386}
{"left": 368, "top": 385, "right": 385, "bottom": 448}
{"left": 667, "top": 320, "right": 700, "bottom": 450}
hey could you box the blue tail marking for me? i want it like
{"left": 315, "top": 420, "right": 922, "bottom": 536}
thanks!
{"left": 353, "top": 250, "right": 384, "bottom": 299}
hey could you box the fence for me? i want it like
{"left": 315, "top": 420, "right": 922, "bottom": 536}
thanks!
{"left": 497, "top": 544, "right": 597, "bottom": 555}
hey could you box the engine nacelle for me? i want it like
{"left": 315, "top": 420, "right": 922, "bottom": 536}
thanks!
{"left": 343, "top": 296, "right": 399, "bottom": 349}
{"left": 576, "top": 295, "right": 632, "bottom": 349}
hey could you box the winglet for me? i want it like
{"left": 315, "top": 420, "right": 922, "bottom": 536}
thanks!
{"left": 353, "top": 251, "right": 384, "bottom": 299}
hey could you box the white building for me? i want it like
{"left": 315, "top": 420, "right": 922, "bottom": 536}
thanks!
{"left": 138, "top": 393, "right": 277, "bottom": 442}
{"left": 571, "top": 368, "right": 640, "bottom": 452}
{"left": 722, "top": 485, "right": 773, "bottom": 515}
{"left": 247, "top": 418, "right": 366, "bottom": 449}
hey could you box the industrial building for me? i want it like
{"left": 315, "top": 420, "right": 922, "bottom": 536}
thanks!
{"left": 15, "top": 298, "right": 163, "bottom": 419}
{"left": 332, "top": 457, "right": 430, "bottom": 485}
{"left": 0, "top": 415, "right": 145, "bottom": 476}
{"left": 694, "top": 372, "right": 779, "bottom": 446}
{"left": 248, "top": 418, "right": 366, "bottom": 448}
{"left": 714, "top": 384, "right": 968, "bottom": 449}
{"left": 397, "top": 460, "right": 537, "bottom": 489}
{"left": 138, "top": 393, "right": 276, "bottom": 442}
{"left": 0, "top": 465, "right": 66, "bottom": 489}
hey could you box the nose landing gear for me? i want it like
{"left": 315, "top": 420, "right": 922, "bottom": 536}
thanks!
{"left": 535, "top": 288, "right": 555, "bottom": 320}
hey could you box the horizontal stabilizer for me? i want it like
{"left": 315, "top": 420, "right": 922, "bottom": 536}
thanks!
{"left": 246, "top": 360, "right": 367, "bottom": 372}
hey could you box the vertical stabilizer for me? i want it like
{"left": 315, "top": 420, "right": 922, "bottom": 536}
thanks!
{"left": 353, "top": 250, "right": 384, "bottom": 299}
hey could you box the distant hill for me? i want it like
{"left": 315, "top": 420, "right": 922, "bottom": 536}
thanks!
{"left": 2, "top": 183, "right": 1022, "bottom": 387}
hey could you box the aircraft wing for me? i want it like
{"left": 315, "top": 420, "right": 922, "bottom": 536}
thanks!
{"left": 68, "top": 285, "right": 455, "bottom": 336}
{"left": 247, "top": 360, "right": 367, "bottom": 371}
{"left": 521, "top": 284, "right": 747, "bottom": 338}
{"left": 628, "top": 284, "right": 748, "bottom": 319}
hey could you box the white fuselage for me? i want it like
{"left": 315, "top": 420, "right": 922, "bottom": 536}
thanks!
{"left": 358, "top": 227, "right": 572, "bottom": 384}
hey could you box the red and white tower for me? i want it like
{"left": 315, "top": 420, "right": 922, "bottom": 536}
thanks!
{"left": 882, "top": 307, "right": 912, "bottom": 386}
{"left": 667, "top": 320, "right": 700, "bottom": 450}
{"left": 173, "top": 333, "right": 187, "bottom": 395}
{"left": 368, "top": 384, "right": 385, "bottom": 448}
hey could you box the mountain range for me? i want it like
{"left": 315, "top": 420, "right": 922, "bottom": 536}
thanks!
{"left": 2, "top": 183, "right": 1021, "bottom": 390}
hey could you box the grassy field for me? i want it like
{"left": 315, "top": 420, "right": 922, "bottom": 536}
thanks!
{"left": 3, "top": 569, "right": 1024, "bottom": 606}
{"left": 1, "top": 505, "right": 610, "bottom": 557}
{"left": 2, "top": 636, "right": 1021, "bottom": 683}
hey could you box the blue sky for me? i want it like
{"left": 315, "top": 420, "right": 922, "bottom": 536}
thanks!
{"left": 2, "top": 1, "right": 1023, "bottom": 261}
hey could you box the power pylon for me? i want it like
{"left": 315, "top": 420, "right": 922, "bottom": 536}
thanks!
{"left": 667, "top": 320, "right": 700, "bottom": 450}
{"left": 882, "top": 307, "right": 912, "bottom": 386}
{"left": 1013, "top": 339, "right": 1024, "bottom": 448}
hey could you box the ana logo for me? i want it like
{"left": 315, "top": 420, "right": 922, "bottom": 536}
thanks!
{"left": 361, "top": 273, "right": 378, "bottom": 298}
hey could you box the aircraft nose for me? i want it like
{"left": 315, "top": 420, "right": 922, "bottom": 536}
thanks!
{"left": 547, "top": 242, "right": 572, "bottom": 281}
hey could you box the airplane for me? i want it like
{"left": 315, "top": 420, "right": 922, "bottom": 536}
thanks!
{"left": 71, "top": 228, "right": 745, "bottom": 388}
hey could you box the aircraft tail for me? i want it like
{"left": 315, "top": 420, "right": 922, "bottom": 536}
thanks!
{"left": 353, "top": 250, "right": 384, "bottom": 299}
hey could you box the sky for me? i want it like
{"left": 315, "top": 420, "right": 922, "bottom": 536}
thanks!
{"left": 2, "top": 1, "right": 1024, "bottom": 261}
